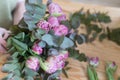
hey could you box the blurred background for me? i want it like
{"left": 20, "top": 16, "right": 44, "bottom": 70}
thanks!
{"left": 70, "top": 0, "right": 120, "bottom": 7}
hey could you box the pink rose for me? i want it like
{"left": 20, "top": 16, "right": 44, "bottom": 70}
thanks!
{"left": 57, "top": 14, "right": 67, "bottom": 23}
{"left": 26, "top": 57, "right": 40, "bottom": 71}
{"left": 48, "top": 16, "right": 59, "bottom": 28}
{"left": 37, "top": 20, "right": 50, "bottom": 32}
{"left": 32, "top": 42, "right": 43, "bottom": 55}
{"left": 39, "top": 56, "right": 58, "bottom": 74}
{"left": 39, "top": 53, "right": 67, "bottom": 74}
{"left": 54, "top": 25, "right": 68, "bottom": 36}
{"left": 48, "top": 3, "right": 63, "bottom": 16}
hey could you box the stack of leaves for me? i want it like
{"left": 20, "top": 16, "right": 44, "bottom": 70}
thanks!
{"left": 107, "top": 27, "right": 120, "bottom": 45}
{"left": 2, "top": 0, "right": 87, "bottom": 80}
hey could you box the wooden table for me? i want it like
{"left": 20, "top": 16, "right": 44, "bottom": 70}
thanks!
{"left": 0, "top": 0, "right": 120, "bottom": 80}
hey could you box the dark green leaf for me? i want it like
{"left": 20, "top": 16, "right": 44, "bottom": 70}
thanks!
{"left": 99, "top": 33, "right": 107, "bottom": 41}
{"left": 12, "top": 38, "right": 28, "bottom": 52}
{"left": 62, "top": 69, "right": 68, "bottom": 78}
{"left": 91, "top": 24, "right": 102, "bottom": 33}
{"left": 76, "top": 34, "right": 86, "bottom": 44}
{"left": 14, "top": 32, "right": 25, "bottom": 41}
{"left": 61, "top": 20, "right": 71, "bottom": 29}
{"left": 70, "top": 13, "right": 80, "bottom": 29}
{"left": 68, "top": 49, "right": 87, "bottom": 62}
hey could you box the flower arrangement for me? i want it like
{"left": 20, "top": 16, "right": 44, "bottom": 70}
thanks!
{"left": 2, "top": 0, "right": 87, "bottom": 80}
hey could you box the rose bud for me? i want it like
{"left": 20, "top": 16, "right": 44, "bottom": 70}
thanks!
{"left": 37, "top": 20, "right": 50, "bottom": 32}
{"left": 48, "top": 2, "right": 63, "bottom": 17}
{"left": 32, "top": 42, "right": 43, "bottom": 55}
{"left": 89, "top": 57, "right": 99, "bottom": 67}
{"left": 107, "top": 61, "right": 117, "bottom": 71}
{"left": 26, "top": 57, "right": 40, "bottom": 71}
{"left": 48, "top": 16, "right": 60, "bottom": 28}
{"left": 54, "top": 25, "right": 68, "bottom": 36}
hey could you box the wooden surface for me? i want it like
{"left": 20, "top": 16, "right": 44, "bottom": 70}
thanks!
{"left": 0, "top": 0, "right": 120, "bottom": 80}
{"left": 70, "top": 0, "right": 120, "bottom": 7}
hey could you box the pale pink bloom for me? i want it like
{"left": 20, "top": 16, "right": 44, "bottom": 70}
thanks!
{"left": 48, "top": 16, "right": 59, "bottom": 28}
{"left": 40, "top": 56, "right": 58, "bottom": 74}
{"left": 37, "top": 20, "right": 50, "bottom": 32}
{"left": 32, "top": 42, "right": 43, "bottom": 55}
{"left": 26, "top": 57, "right": 40, "bottom": 71}
{"left": 48, "top": 2, "right": 63, "bottom": 16}
{"left": 54, "top": 25, "right": 68, "bottom": 36}
{"left": 57, "top": 14, "right": 67, "bottom": 22}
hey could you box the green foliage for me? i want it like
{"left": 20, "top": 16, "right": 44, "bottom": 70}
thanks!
{"left": 24, "top": 0, "right": 46, "bottom": 30}
{"left": 70, "top": 13, "right": 80, "bottom": 29}
{"left": 107, "top": 28, "right": 120, "bottom": 45}
{"left": 23, "top": 68, "right": 39, "bottom": 77}
{"left": 69, "top": 9, "right": 111, "bottom": 43}
{"left": 60, "top": 37, "right": 74, "bottom": 49}
{"left": 68, "top": 48, "right": 87, "bottom": 62}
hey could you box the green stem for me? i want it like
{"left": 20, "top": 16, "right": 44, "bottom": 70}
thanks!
{"left": 106, "top": 68, "right": 114, "bottom": 80}
{"left": 93, "top": 68, "right": 99, "bottom": 80}
{"left": 87, "top": 66, "right": 95, "bottom": 80}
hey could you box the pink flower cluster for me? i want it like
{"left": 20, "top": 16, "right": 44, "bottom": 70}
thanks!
{"left": 26, "top": 2, "right": 70, "bottom": 74}
{"left": 32, "top": 42, "right": 43, "bottom": 55}
{"left": 26, "top": 57, "right": 40, "bottom": 71}
{"left": 37, "top": 2, "right": 68, "bottom": 36}
{"left": 40, "top": 50, "right": 69, "bottom": 74}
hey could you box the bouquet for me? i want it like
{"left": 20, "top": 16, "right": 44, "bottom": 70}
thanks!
{"left": 2, "top": 0, "right": 87, "bottom": 80}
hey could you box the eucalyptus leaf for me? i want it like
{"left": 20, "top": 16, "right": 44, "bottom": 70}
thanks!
{"left": 60, "top": 37, "right": 74, "bottom": 49}
{"left": 69, "top": 32, "right": 76, "bottom": 41}
{"left": 76, "top": 34, "right": 86, "bottom": 44}
{"left": 42, "top": 34, "right": 58, "bottom": 47}
{"left": 7, "top": 37, "right": 12, "bottom": 48}
{"left": 12, "top": 38, "right": 28, "bottom": 52}
{"left": 38, "top": 41, "right": 46, "bottom": 48}
{"left": 28, "top": 0, "right": 42, "bottom": 5}
{"left": 2, "top": 73, "right": 14, "bottom": 80}
{"left": 35, "top": 29, "right": 46, "bottom": 39}
{"left": 10, "top": 76, "right": 21, "bottom": 80}
{"left": 2, "top": 64, "right": 18, "bottom": 72}
{"left": 25, "top": 76, "right": 34, "bottom": 80}
{"left": 14, "top": 32, "right": 25, "bottom": 41}
{"left": 24, "top": 68, "right": 39, "bottom": 77}
{"left": 70, "top": 13, "right": 80, "bottom": 29}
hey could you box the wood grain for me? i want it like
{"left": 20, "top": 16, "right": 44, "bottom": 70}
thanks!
{"left": 0, "top": 0, "right": 120, "bottom": 80}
